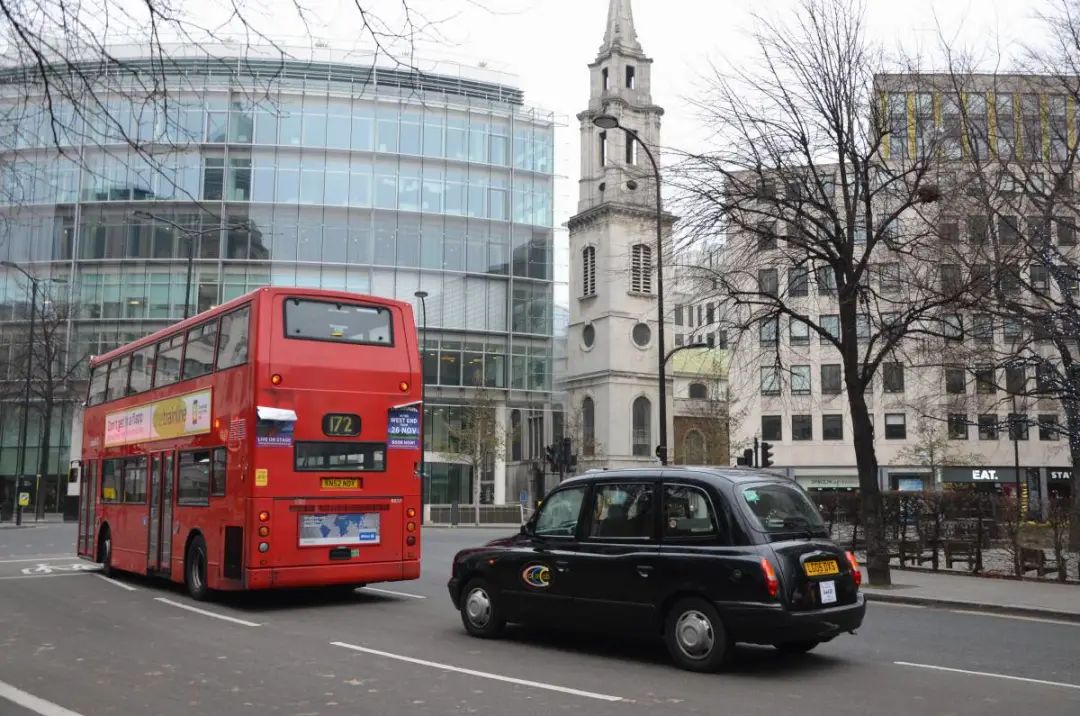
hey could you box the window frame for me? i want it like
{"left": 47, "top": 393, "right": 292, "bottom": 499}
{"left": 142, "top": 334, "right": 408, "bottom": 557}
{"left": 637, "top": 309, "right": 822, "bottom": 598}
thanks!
{"left": 530, "top": 484, "right": 588, "bottom": 539}
{"left": 884, "top": 413, "right": 907, "bottom": 440}
{"left": 761, "top": 415, "right": 782, "bottom": 441}
{"left": 948, "top": 414, "right": 969, "bottom": 440}
{"left": 822, "top": 414, "right": 844, "bottom": 441}
{"left": 283, "top": 297, "right": 395, "bottom": 347}
{"left": 821, "top": 364, "right": 842, "bottom": 394}
{"left": 791, "top": 414, "right": 813, "bottom": 441}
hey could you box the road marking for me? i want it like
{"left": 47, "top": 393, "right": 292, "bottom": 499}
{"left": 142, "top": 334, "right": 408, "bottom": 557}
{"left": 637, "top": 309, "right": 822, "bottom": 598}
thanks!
{"left": 0, "top": 678, "right": 84, "bottom": 715}
{"left": 153, "top": 598, "right": 261, "bottom": 627}
{"left": 331, "top": 641, "right": 622, "bottom": 702}
{"left": 895, "top": 661, "right": 1080, "bottom": 690}
{"left": 0, "top": 556, "right": 79, "bottom": 564}
{"left": 362, "top": 586, "right": 427, "bottom": 599}
{"left": 873, "top": 602, "right": 926, "bottom": 609}
{"left": 0, "top": 572, "right": 86, "bottom": 581}
{"left": 949, "top": 609, "right": 1080, "bottom": 627}
{"left": 94, "top": 574, "right": 137, "bottom": 591}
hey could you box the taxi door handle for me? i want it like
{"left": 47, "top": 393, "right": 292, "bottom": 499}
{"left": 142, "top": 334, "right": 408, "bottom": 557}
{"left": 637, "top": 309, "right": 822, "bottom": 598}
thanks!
{"left": 636, "top": 565, "right": 654, "bottom": 578}
{"left": 554, "top": 560, "right": 570, "bottom": 573}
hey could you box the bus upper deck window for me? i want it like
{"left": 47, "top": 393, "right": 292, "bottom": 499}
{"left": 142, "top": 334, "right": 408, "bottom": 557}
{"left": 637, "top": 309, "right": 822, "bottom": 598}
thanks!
{"left": 284, "top": 298, "right": 393, "bottom": 346}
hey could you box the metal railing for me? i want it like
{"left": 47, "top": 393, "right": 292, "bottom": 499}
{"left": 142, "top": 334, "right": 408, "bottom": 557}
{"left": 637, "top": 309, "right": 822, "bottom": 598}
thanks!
{"left": 425, "top": 503, "right": 525, "bottom": 526}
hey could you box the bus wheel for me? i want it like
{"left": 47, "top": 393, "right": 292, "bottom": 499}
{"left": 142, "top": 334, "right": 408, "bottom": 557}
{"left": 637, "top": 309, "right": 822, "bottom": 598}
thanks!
{"left": 98, "top": 528, "right": 113, "bottom": 578}
{"left": 185, "top": 535, "right": 210, "bottom": 601}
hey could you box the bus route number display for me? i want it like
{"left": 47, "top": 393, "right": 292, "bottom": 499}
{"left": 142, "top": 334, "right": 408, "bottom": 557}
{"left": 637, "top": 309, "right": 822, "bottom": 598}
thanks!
{"left": 322, "top": 413, "right": 361, "bottom": 437}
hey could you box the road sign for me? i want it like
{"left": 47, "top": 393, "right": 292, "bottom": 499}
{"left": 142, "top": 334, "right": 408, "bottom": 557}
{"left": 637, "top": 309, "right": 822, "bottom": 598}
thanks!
{"left": 18, "top": 492, "right": 29, "bottom": 507}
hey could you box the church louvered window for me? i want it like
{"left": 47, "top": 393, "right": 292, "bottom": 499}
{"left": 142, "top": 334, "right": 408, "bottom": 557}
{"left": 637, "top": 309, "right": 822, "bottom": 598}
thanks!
{"left": 630, "top": 244, "right": 652, "bottom": 293}
{"left": 582, "top": 246, "right": 596, "bottom": 297}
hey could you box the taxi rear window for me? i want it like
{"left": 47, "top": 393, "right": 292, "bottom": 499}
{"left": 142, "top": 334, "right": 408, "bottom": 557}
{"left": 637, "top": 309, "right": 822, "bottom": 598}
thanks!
{"left": 741, "top": 483, "right": 827, "bottom": 534}
{"left": 284, "top": 298, "right": 393, "bottom": 346}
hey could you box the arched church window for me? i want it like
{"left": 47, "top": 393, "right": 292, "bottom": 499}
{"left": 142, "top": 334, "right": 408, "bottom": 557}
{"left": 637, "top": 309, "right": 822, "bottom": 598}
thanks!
{"left": 582, "top": 397, "right": 596, "bottom": 456}
{"left": 688, "top": 383, "right": 708, "bottom": 400}
{"left": 632, "top": 396, "right": 651, "bottom": 457}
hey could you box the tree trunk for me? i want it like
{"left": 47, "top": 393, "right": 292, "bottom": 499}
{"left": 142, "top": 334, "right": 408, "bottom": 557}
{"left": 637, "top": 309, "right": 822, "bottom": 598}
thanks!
{"left": 1062, "top": 385, "right": 1080, "bottom": 551}
{"left": 848, "top": 389, "right": 891, "bottom": 586}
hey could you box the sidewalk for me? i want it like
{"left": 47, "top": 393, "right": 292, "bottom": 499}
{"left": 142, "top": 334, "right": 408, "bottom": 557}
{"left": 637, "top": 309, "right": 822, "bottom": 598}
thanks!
{"left": 862, "top": 568, "right": 1080, "bottom": 622}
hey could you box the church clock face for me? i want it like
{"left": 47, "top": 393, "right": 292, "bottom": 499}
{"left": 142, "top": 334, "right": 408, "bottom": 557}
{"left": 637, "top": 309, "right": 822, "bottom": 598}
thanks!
{"left": 632, "top": 322, "right": 651, "bottom": 347}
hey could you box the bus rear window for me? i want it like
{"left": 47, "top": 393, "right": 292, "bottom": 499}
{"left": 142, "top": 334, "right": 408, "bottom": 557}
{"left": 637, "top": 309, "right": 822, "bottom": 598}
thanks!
{"left": 284, "top": 298, "right": 392, "bottom": 345}
{"left": 295, "top": 442, "right": 386, "bottom": 472}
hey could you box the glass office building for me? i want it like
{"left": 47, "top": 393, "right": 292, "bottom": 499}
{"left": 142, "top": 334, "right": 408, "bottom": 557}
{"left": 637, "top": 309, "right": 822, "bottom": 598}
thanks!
{"left": 0, "top": 47, "right": 556, "bottom": 510}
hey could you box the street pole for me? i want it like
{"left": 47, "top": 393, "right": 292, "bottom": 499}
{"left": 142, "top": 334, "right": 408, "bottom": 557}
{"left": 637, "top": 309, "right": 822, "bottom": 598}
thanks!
{"left": 414, "top": 291, "right": 428, "bottom": 523}
{"left": 592, "top": 114, "right": 669, "bottom": 465}
{"left": 15, "top": 277, "right": 37, "bottom": 527}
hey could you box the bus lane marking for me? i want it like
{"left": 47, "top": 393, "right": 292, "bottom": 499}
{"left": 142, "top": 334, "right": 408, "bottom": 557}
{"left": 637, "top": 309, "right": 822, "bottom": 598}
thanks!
{"left": 94, "top": 574, "right": 137, "bottom": 591}
{"left": 0, "top": 572, "right": 87, "bottom": 581}
{"left": 362, "top": 586, "right": 427, "bottom": 599}
{"left": 0, "top": 678, "right": 85, "bottom": 716}
{"left": 948, "top": 609, "right": 1080, "bottom": 627}
{"left": 0, "top": 555, "right": 78, "bottom": 564}
{"left": 894, "top": 661, "right": 1080, "bottom": 690}
{"left": 154, "top": 598, "right": 261, "bottom": 627}
{"left": 331, "top": 641, "right": 622, "bottom": 702}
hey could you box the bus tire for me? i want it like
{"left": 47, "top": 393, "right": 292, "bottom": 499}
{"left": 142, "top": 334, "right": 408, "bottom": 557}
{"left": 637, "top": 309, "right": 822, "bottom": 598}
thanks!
{"left": 98, "top": 527, "right": 113, "bottom": 577}
{"left": 185, "top": 535, "right": 210, "bottom": 601}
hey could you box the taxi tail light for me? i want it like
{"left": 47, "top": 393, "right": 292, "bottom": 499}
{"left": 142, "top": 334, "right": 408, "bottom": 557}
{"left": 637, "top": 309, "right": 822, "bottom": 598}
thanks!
{"left": 846, "top": 551, "right": 862, "bottom": 588}
{"left": 760, "top": 557, "right": 779, "bottom": 599}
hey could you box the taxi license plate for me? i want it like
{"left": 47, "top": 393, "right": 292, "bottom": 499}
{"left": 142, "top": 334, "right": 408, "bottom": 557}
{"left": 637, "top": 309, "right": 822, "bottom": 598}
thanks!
{"left": 321, "top": 478, "right": 360, "bottom": 489}
{"left": 804, "top": 560, "right": 840, "bottom": 577}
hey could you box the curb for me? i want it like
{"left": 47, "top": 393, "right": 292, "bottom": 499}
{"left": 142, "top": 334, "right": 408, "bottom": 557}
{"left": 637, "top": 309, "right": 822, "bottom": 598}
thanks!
{"left": 863, "top": 590, "right": 1080, "bottom": 623}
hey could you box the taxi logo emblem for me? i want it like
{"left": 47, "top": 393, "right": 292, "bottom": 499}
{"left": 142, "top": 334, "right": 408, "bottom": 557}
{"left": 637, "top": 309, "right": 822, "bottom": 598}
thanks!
{"left": 522, "top": 564, "right": 551, "bottom": 588}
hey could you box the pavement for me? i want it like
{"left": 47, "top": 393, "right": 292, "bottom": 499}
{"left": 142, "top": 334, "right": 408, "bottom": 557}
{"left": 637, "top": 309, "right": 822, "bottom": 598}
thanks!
{"left": 1, "top": 525, "right": 1078, "bottom": 715}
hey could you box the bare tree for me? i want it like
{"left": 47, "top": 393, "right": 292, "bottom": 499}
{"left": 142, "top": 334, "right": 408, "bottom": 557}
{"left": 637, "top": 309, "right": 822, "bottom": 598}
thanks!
{"left": 446, "top": 389, "right": 505, "bottom": 524}
{"left": 672, "top": 0, "right": 966, "bottom": 585}
{"left": 891, "top": 416, "right": 982, "bottom": 479}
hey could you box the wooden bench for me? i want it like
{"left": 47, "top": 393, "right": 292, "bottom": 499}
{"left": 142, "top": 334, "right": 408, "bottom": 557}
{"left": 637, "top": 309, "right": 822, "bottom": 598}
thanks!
{"left": 943, "top": 539, "right": 976, "bottom": 570}
{"left": 1020, "top": 547, "right": 1061, "bottom": 578}
{"left": 891, "top": 537, "right": 934, "bottom": 566}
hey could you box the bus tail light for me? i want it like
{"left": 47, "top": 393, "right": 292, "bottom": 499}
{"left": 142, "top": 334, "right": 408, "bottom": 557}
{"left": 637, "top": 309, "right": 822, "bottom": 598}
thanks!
{"left": 406, "top": 508, "right": 416, "bottom": 518}
{"left": 846, "top": 551, "right": 862, "bottom": 588}
{"left": 258, "top": 526, "right": 270, "bottom": 537}
{"left": 406, "top": 535, "right": 416, "bottom": 546}
{"left": 271, "top": 373, "right": 282, "bottom": 385}
{"left": 398, "top": 380, "right": 410, "bottom": 392}
{"left": 406, "top": 522, "right": 416, "bottom": 533}
{"left": 258, "top": 542, "right": 270, "bottom": 553}
{"left": 760, "top": 557, "right": 779, "bottom": 599}
{"left": 259, "top": 511, "right": 270, "bottom": 522}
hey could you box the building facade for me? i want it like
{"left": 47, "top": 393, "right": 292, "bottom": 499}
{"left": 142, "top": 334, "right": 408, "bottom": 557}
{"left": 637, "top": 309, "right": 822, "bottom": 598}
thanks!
{"left": 0, "top": 46, "right": 557, "bottom": 511}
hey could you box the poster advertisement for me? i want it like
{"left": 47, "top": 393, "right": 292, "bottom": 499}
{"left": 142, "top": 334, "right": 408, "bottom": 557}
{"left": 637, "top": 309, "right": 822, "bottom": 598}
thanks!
{"left": 387, "top": 406, "right": 420, "bottom": 450}
{"left": 256, "top": 419, "right": 294, "bottom": 448}
{"left": 298, "top": 513, "right": 380, "bottom": 546}
{"left": 104, "top": 389, "right": 212, "bottom": 447}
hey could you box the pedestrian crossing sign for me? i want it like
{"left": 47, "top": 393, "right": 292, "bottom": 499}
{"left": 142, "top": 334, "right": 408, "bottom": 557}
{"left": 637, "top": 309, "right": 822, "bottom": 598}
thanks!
{"left": 18, "top": 492, "right": 29, "bottom": 507}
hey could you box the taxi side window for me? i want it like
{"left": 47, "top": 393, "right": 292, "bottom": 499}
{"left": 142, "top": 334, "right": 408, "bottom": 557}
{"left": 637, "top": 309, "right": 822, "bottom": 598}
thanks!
{"left": 664, "top": 485, "right": 720, "bottom": 539}
{"left": 588, "top": 483, "right": 655, "bottom": 539}
{"left": 533, "top": 486, "right": 586, "bottom": 537}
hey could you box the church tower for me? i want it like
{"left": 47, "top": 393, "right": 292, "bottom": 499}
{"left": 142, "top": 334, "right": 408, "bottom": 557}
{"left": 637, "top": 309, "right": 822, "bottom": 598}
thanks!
{"left": 564, "top": 0, "right": 674, "bottom": 468}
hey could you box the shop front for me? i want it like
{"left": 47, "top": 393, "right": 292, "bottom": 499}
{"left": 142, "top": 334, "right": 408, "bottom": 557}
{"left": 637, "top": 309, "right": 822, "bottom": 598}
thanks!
{"left": 1047, "top": 468, "right": 1073, "bottom": 502}
{"left": 942, "top": 466, "right": 1041, "bottom": 519}
{"left": 796, "top": 476, "right": 860, "bottom": 493}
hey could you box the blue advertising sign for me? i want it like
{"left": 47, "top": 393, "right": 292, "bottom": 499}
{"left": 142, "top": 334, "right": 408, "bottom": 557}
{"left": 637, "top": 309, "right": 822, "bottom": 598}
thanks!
{"left": 388, "top": 406, "right": 420, "bottom": 450}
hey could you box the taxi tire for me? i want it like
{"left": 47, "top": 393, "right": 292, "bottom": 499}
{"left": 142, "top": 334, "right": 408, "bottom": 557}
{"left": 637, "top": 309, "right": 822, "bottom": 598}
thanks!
{"left": 186, "top": 536, "right": 210, "bottom": 602}
{"left": 664, "top": 597, "right": 732, "bottom": 672}
{"left": 775, "top": 639, "right": 821, "bottom": 654}
{"left": 460, "top": 578, "right": 505, "bottom": 638}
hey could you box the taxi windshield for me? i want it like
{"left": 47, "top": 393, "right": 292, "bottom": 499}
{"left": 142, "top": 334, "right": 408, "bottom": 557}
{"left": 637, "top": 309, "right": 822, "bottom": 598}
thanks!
{"left": 741, "top": 483, "right": 827, "bottom": 534}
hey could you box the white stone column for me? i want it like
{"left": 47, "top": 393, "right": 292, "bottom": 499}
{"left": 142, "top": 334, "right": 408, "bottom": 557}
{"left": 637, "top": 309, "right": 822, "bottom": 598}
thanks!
{"left": 493, "top": 403, "right": 508, "bottom": 505}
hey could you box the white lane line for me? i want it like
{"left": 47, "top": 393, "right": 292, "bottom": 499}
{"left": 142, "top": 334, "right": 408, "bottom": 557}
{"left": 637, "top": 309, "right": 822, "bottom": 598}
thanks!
{"left": 873, "top": 602, "right": 926, "bottom": 609}
{"left": 0, "top": 573, "right": 86, "bottom": 581}
{"left": 950, "top": 609, "right": 1080, "bottom": 627}
{"left": 362, "top": 586, "right": 428, "bottom": 599}
{"left": 0, "top": 678, "right": 84, "bottom": 715}
{"left": 0, "top": 556, "right": 79, "bottom": 564}
{"left": 331, "top": 641, "right": 622, "bottom": 702}
{"left": 895, "top": 661, "right": 1080, "bottom": 690}
{"left": 153, "top": 598, "right": 261, "bottom": 627}
{"left": 94, "top": 574, "right": 137, "bottom": 591}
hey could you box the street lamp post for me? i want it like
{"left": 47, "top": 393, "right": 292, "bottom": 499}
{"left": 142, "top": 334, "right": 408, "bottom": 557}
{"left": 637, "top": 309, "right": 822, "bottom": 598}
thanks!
{"left": 593, "top": 114, "right": 670, "bottom": 464}
{"left": 414, "top": 290, "right": 429, "bottom": 521}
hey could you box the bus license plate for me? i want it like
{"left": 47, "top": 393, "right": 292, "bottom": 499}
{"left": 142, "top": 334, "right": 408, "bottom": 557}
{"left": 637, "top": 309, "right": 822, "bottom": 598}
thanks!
{"left": 321, "top": 478, "right": 361, "bottom": 489}
{"left": 804, "top": 560, "right": 840, "bottom": 577}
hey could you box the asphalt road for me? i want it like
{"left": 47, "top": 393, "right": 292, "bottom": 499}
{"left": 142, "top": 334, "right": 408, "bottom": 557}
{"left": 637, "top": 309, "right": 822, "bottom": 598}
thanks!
{"left": 1, "top": 524, "right": 1078, "bottom": 715}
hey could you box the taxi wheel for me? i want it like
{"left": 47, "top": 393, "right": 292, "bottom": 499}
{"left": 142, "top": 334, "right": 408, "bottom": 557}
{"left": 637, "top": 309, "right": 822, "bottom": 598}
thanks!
{"left": 460, "top": 578, "right": 505, "bottom": 638}
{"left": 775, "top": 639, "right": 821, "bottom": 654}
{"left": 664, "top": 597, "right": 732, "bottom": 672}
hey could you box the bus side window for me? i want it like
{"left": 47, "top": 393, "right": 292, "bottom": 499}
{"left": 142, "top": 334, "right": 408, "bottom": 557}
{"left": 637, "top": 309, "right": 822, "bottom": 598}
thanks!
{"left": 87, "top": 365, "right": 108, "bottom": 406}
{"left": 105, "top": 356, "right": 130, "bottom": 402}
{"left": 123, "top": 457, "right": 148, "bottom": 504}
{"left": 183, "top": 320, "right": 219, "bottom": 380}
{"left": 154, "top": 335, "right": 184, "bottom": 387}
{"left": 101, "top": 460, "right": 120, "bottom": 502}
{"left": 178, "top": 450, "right": 211, "bottom": 506}
{"left": 217, "top": 306, "right": 250, "bottom": 370}
{"left": 211, "top": 448, "right": 227, "bottom": 496}
{"left": 129, "top": 345, "right": 156, "bottom": 395}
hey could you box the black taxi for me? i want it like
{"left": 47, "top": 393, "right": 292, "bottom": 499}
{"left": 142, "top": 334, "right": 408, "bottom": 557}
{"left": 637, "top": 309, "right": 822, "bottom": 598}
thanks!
{"left": 447, "top": 467, "right": 866, "bottom": 671}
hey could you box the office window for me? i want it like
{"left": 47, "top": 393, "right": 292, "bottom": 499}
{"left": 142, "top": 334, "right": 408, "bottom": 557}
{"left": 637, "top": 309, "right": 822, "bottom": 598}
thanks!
{"left": 939, "top": 219, "right": 959, "bottom": 243}
{"left": 791, "top": 365, "right": 811, "bottom": 395}
{"left": 978, "top": 414, "right": 999, "bottom": 440}
{"left": 856, "top": 314, "right": 871, "bottom": 341}
{"left": 1030, "top": 264, "right": 1049, "bottom": 293}
{"left": 816, "top": 266, "right": 837, "bottom": 294}
{"left": 882, "top": 363, "right": 904, "bottom": 393}
{"left": 820, "top": 364, "right": 842, "bottom": 394}
{"left": 884, "top": 413, "right": 906, "bottom": 440}
{"left": 759, "top": 317, "right": 778, "bottom": 346}
{"left": 1000, "top": 267, "right": 1021, "bottom": 295}
{"left": 789, "top": 318, "right": 810, "bottom": 345}
{"left": 760, "top": 365, "right": 781, "bottom": 395}
{"left": 1039, "top": 415, "right": 1059, "bottom": 441}
{"left": 820, "top": 314, "right": 839, "bottom": 344}
{"left": 757, "top": 222, "right": 778, "bottom": 251}
{"left": 788, "top": 267, "right": 809, "bottom": 296}
{"left": 1008, "top": 413, "right": 1029, "bottom": 441}
{"left": 762, "top": 415, "right": 782, "bottom": 441}
{"left": 791, "top": 415, "right": 813, "bottom": 441}
{"left": 948, "top": 414, "right": 968, "bottom": 440}
{"left": 758, "top": 269, "right": 779, "bottom": 296}
{"left": 942, "top": 314, "right": 963, "bottom": 341}
{"left": 999, "top": 215, "right": 1020, "bottom": 243}
{"left": 674, "top": 305, "right": 684, "bottom": 326}
{"left": 1058, "top": 218, "right": 1076, "bottom": 246}
{"left": 706, "top": 303, "right": 716, "bottom": 325}
{"left": 879, "top": 263, "right": 901, "bottom": 292}
{"left": 822, "top": 415, "right": 843, "bottom": 440}
{"left": 1003, "top": 317, "right": 1023, "bottom": 342}
{"left": 968, "top": 215, "right": 989, "bottom": 243}
{"left": 975, "top": 366, "right": 997, "bottom": 394}
{"left": 972, "top": 314, "right": 993, "bottom": 342}
{"left": 945, "top": 366, "right": 966, "bottom": 394}
{"left": 1006, "top": 365, "right": 1026, "bottom": 395}
{"left": 1037, "top": 362, "right": 1056, "bottom": 393}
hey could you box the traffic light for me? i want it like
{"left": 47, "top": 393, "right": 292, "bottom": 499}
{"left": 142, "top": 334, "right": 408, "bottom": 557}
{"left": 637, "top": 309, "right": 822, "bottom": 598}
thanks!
{"left": 544, "top": 443, "right": 560, "bottom": 471}
{"left": 561, "top": 437, "right": 573, "bottom": 467}
{"left": 760, "top": 441, "right": 774, "bottom": 468}
{"left": 736, "top": 448, "right": 753, "bottom": 466}
{"left": 655, "top": 444, "right": 668, "bottom": 463}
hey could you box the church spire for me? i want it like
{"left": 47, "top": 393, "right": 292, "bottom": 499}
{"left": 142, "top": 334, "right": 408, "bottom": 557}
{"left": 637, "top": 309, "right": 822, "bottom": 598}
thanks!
{"left": 598, "top": 0, "right": 643, "bottom": 58}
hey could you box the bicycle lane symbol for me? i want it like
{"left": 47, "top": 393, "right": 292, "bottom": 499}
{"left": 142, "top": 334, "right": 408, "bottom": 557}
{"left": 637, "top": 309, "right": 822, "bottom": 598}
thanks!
{"left": 19, "top": 563, "right": 98, "bottom": 576}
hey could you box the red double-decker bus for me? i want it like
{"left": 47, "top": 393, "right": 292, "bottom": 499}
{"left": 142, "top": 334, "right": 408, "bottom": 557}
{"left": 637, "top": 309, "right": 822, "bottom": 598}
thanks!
{"left": 75, "top": 287, "right": 423, "bottom": 599}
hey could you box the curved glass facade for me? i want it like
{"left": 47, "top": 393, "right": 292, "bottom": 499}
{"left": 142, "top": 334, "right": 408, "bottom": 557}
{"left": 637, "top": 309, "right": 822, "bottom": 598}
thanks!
{"left": 0, "top": 53, "right": 556, "bottom": 500}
